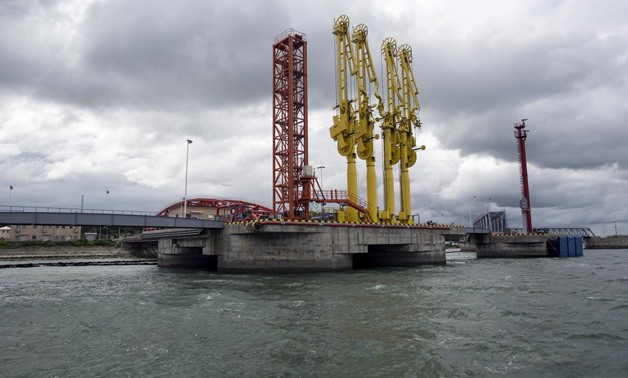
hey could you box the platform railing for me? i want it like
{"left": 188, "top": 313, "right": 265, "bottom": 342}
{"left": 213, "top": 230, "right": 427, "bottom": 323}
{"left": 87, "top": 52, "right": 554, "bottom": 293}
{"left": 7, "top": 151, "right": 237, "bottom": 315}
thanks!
{"left": 318, "top": 190, "right": 369, "bottom": 210}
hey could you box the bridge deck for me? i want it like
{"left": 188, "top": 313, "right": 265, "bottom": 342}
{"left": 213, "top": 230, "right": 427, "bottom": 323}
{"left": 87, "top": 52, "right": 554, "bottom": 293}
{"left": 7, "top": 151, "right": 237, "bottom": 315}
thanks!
{"left": 0, "top": 211, "right": 224, "bottom": 229}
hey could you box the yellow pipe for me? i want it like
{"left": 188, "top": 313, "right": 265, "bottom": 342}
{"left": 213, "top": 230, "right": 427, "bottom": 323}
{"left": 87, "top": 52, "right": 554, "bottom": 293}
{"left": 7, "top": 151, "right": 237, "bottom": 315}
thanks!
{"left": 382, "top": 123, "right": 396, "bottom": 223}
{"left": 399, "top": 131, "right": 411, "bottom": 224}
{"left": 366, "top": 156, "right": 378, "bottom": 222}
{"left": 346, "top": 152, "right": 358, "bottom": 222}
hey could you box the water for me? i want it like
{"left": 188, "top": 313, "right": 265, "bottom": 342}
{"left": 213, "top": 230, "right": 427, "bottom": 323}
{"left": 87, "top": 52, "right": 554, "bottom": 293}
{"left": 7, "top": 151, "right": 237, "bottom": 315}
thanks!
{"left": 1, "top": 250, "right": 628, "bottom": 377}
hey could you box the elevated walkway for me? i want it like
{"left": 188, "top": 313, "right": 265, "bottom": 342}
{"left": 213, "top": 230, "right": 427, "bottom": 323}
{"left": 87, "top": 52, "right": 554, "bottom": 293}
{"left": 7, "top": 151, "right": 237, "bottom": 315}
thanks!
{"left": 307, "top": 190, "right": 373, "bottom": 222}
{"left": 0, "top": 207, "right": 223, "bottom": 229}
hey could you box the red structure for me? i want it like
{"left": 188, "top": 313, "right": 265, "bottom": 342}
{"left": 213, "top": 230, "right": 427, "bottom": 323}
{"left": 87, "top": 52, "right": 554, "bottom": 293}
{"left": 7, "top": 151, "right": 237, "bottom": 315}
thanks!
{"left": 272, "top": 30, "right": 309, "bottom": 219}
{"left": 157, "top": 197, "right": 273, "bottom": 222}
{"left": 514, "top": 119, "right": 533, "bottom": 233}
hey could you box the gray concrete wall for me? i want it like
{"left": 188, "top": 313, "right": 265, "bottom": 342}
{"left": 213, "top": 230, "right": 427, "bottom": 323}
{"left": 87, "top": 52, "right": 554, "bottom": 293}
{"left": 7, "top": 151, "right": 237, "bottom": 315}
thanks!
{"left": 157, "top": 235, "right": 216, "bottom": 268}
{"left": 215, "top": 223, "right": 447, "bottom": 272}
{"left": 586, "top": 236, "right": 628, "bottom": 249}
{"left": 217, "top": 223, "right": 355, "bottom": 273}
{"left": 475, "top": 234, "right": 549, "bottom": 258}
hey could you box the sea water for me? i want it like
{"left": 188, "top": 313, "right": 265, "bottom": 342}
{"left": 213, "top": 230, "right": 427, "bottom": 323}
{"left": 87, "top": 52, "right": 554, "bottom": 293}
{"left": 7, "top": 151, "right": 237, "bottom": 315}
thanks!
{"left": 1, "top": 250, "right": 627, "bottom": 377}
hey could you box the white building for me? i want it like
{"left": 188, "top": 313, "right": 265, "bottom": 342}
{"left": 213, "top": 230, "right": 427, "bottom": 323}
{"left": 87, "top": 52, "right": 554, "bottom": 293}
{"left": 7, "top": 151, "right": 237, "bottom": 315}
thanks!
{"left": 0, "top": 226, "right": 10, "bottom": 239}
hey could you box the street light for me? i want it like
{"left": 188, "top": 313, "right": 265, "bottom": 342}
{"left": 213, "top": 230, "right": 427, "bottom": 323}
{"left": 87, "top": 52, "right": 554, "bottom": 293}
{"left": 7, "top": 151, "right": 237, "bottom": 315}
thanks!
{"left": 183, "top": 139, "right": 193, "bottom": 217}
{"left": 317, "top": 166, "right": 325, "bottom": 189}
{"left": 468, "top": 195, "right": 476, "bottom": 227}
{"left": 9, "top": 185, "right": 13, "bottom": 209}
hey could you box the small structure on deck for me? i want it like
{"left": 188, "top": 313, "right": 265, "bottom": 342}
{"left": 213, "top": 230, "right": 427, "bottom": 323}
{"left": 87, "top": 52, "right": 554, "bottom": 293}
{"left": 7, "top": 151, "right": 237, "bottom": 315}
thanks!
{"left": 156, "top": 198, "right": 273, "bottom": 222}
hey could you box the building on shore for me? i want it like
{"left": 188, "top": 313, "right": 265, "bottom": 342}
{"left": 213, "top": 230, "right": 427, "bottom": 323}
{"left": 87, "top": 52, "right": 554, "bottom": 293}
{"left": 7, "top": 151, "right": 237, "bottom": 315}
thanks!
{"left": 6, "top": 225, "right": 82, "bottom": 241}
{"left": 0, "top": 226, "right": 10, "bottom": 239}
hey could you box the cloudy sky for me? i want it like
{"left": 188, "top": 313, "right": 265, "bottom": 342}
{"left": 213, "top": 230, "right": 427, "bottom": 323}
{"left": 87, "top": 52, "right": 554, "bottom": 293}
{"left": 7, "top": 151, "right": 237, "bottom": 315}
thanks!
{"left": 1, "top": 0, "right": 627, "bottom": 235}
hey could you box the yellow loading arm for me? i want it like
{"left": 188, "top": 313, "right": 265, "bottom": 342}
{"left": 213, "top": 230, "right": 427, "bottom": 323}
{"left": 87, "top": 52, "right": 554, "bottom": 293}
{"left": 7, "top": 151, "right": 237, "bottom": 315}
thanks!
{"left": 380, "top": 37, "right": 403, "bottom": 223}
{"left": 351, "top": 23, "right": 384, "bottom": 223}
{"left": 397, "top": 44, "right": 424, "bottom": 224}
{"left": 329, "top": 15, "right": 359, "bottom": 222}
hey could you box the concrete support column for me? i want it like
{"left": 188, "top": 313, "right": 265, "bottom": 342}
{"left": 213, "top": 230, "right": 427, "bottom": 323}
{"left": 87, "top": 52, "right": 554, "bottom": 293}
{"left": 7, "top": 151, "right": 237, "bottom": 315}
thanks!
{"left": 157, "top": 237, "right": 216, "bottom": 269}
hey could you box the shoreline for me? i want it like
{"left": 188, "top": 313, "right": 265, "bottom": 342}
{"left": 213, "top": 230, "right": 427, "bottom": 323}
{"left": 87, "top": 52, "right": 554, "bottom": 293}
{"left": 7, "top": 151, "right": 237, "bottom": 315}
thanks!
{"left": 0, "top": 245, "right": 157, "bottom": 268}
{"left": 0, "top": 245, "right": 122, "bottom": 259}
{"left": 0, "top": 258, "right": 157, "bottom": 269}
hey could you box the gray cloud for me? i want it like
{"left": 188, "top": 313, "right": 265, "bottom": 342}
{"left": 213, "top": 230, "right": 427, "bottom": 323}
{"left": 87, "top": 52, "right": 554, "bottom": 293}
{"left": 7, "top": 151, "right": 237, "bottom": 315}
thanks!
{"left": 1, "top": 0, "right": 627, "bottom": 235}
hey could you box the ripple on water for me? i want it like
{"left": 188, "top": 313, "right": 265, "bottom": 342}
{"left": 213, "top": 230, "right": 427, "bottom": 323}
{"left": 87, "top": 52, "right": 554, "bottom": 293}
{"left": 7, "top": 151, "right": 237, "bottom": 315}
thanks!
{"left": 2, "top": 251, "right": 628, "bottom": 376}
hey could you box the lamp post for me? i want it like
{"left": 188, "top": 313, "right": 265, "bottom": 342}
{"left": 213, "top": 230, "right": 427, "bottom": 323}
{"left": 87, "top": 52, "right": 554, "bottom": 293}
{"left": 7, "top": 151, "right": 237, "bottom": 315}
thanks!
{"left": 316, "top": 166, "right": 326, "bottom": 220}
{"left": 316, "top": 166, "right": 325, "bottom": 189}
{"left": 9, "top": 185, "right": 13, "bottom": 209}
{"left": 183, "top": 139, "right": 193, "bottom": 218}
{"left": 468, "top": 195, "right": 477, "bottom": 227}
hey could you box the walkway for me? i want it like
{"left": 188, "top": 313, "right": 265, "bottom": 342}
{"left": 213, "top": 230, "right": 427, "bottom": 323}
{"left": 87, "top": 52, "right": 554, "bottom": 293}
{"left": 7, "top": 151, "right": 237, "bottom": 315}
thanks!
{"left": 0, "top": 206, "right": 223, "bottom": 229}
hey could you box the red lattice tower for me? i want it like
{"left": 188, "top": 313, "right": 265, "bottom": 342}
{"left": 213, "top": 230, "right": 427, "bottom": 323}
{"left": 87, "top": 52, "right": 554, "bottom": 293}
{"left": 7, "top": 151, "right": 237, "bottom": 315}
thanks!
{"left": 272, "top": 30, "right": 309, "bottom": 219}
{"left": 514, "top": 119, "right": 533, "bottom": 233}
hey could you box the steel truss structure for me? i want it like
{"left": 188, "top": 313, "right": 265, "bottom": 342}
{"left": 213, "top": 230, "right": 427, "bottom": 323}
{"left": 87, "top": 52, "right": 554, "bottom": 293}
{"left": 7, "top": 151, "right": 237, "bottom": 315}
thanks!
{"left": 272, "top": 30, "right": 309, "bottom": 219}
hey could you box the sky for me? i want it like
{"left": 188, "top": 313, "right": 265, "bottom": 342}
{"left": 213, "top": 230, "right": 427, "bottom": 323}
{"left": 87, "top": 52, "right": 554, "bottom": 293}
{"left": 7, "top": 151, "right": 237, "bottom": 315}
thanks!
{"left": 1, "top": 0, "right": 627, "bottom": 235}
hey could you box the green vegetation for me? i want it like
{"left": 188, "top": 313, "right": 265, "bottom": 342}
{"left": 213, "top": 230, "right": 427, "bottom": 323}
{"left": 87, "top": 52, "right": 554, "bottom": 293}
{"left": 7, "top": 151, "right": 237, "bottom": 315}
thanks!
{"left": 444, "top": 234, "right": 462, "bottom": 242}
{"left": 0, "top": 239, "right": 116, "bottom": 249}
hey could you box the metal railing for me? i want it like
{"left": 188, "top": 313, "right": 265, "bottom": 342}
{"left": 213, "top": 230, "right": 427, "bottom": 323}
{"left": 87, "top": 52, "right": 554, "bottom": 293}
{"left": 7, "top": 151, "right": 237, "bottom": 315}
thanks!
{"left": 0, "top": 204, "right": 156, "bottom": 216}
{"left": 509, "top": 227, "right": 596, "bottom": 237}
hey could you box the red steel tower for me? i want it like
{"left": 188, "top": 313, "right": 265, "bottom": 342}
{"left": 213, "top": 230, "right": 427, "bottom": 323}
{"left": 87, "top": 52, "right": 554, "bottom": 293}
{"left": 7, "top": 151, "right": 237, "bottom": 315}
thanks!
{"left": 272, "top": 30, "right": 309, "bottom": 219}
{"left": 514, "top": 119, "right": 533, "bottom": 233}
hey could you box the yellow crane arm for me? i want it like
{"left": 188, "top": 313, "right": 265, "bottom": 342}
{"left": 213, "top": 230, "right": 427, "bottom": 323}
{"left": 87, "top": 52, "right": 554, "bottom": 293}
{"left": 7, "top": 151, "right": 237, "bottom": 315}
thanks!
{"left": 351, "top": 23, "right": 382, "bottom": 160}
{"left": 398, "top": 44, "right": 421, "bottom": 127}
{"left": 381, "top": 37, "right": 402, "bottom": 165}
{"left": 398, "top": 44, "right": 422, "bottom": 168}
{"left": 351, "top": 23, "right": 383, "bottom": 222}
{"left": 329, "top": 15, "right": 357, "bottom": 157}
{"left": 329, "top": 15, "right": 360, "bottom": 222}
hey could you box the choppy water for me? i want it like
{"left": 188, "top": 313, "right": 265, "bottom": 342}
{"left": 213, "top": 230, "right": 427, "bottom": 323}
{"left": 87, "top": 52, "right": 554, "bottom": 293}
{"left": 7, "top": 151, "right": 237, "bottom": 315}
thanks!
{"left": 1, "top": 250, "right": 628, "bottom": 377}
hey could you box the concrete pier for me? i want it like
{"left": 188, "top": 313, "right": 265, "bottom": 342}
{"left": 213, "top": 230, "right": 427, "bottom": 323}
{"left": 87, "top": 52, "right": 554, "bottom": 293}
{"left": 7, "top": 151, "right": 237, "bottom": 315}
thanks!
{"left": 157, "top": 236, "right": 217, "bottom": 269}
{"left": 148, "top": 221, "right": 460, "bottom": 272}
{"left": 472, "top": 234, "right": 549, "bottom": 258}
{"left": 585, "top": 236, "right": 628, "bottom": 249}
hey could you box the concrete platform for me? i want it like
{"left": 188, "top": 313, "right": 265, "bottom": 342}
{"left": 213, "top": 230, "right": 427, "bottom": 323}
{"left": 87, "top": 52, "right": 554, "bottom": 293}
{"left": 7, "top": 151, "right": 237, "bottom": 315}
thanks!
{"left": 153, "top": 221, "right": 457, "bottom": 272}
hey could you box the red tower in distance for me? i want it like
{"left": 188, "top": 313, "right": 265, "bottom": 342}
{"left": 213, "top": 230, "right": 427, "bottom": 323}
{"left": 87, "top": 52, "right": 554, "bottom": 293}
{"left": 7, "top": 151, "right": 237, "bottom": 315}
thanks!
{"left": 514, "top": 119, "right": 533, "bottom": 233}
{"left": 272, "top": 30, "right": 309, "bottom": 219}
